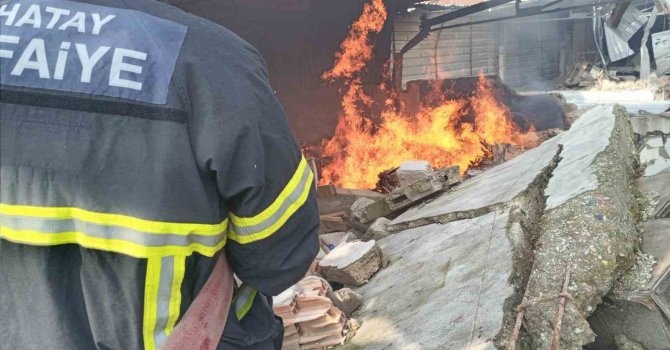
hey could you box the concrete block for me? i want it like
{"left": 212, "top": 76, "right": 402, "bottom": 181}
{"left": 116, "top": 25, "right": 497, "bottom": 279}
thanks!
{"left": 396, "top": 160, "right": 433, "bottom": 188}
{"left": 329, "top": 288, "right": 363, "bottom": 317}
{"left": 364, "top": 217, "right": 391, "bottom": 241}
{"left": 350, "top": 198, "right": 375, "bottom": 221}
{"left": 319, "top": 241, "right": 383, "bottom": 287}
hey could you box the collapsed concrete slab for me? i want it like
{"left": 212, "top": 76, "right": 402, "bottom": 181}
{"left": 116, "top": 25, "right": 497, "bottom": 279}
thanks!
{"left": 522, "top": 105, "right": 639, "bottom": 349}
{"left": 319, "top": 241, "right": 383, "bottom": 286}
{"left": 388, "top": 134, "right": 563, "bottom": 231}
{"left": 345, "top": 210, "right": 542, "bottom": 349}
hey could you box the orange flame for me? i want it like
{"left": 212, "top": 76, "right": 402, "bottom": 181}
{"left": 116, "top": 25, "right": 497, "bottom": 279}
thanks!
{"left": 319, "top": 1, "right": 536, "bottom": 189}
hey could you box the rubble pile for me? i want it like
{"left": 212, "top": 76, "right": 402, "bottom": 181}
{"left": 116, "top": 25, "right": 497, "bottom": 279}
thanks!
{"left": 283, "top": 100, "right": 667, "bottom": 350}
{"left": 587, "top": 109, "right": 670, "bottom": 350}
{"left": 328, "top": 104, "right": 657, "bottom": 350}
{"left": 273, "top": 277, "right": 348, "bottom": 349}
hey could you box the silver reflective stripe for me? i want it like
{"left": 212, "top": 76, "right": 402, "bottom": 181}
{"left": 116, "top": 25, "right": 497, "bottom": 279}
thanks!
{"left": 154, "top": 256, "right": 174, "bottom": 348}
{"left": 0, "top": 215, "right": 224, "bottom": 248}
{"left": 234, "top": 285, "right": 257, "bottom": 320}
{"left": 229, "top": 164, "right": 311, "bottom": 236}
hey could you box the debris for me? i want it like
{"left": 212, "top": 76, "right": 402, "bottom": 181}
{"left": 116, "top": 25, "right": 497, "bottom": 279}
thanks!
{"left": 374, "top": 167, "right": 400, "bottom": 194}
{"left": 630, "top": 112, "right": 670, "bottom": 136}
{"left": 273, "top": 277, "right": 347, "bottom": 349}
{"left": 613, "top": 253, "right": 657, "bottom": 293}
{"left": 386, "top": 165, "right": 460, "bottom": 212}
{"left": 319, "top": 211, "right": 350, "bottom": 233}
{"left": 653, "top": 30, "right": 670, "bottom": 75}
{"left": 354, "top": 198, "right": 392, "bottom": 224}
{"left": 639, "top": 136, "right": 670, "bottom": 176}
{"left": 329, "top": 288, "right": 363, "bottom": 317}
{"left": 364, "top": 217, "right": 391, "bottom": 240}
{"left": 491, "top": 143, "right": 524, "bottom": 165}
{"left": 334, "top": 187, "right": 385, "bottom": 199}
{"left": 396, "top": 160, "right": 433, "bottom": 188}
{"left": 319, "top": 240, "right": 383, "bottom": 286}
{"left": 636, "top": 172, "right": 670, "bottom": 218}
{"left": 350, "top": 198, "right": 376, "bottom": 221}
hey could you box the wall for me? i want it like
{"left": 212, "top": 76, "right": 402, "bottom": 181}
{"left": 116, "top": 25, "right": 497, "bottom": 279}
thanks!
{"left": 395, "top": 12, "right": 498, "bottom": 87}
{"left": 395, "top": 9, "right": 571, "bottom": 90}
{"left": 500, "top": 16, "right": 565, "bottom": 89}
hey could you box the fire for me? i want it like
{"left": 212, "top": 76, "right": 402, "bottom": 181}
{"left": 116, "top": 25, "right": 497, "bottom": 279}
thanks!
{"left": 319, "top": 0, "right": 536, "bottom": 189}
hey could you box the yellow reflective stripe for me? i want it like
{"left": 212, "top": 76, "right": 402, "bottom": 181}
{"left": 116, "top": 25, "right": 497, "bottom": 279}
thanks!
{"left": 143, "top": 257, "right": 162, "bottom": 350}
{"left": 229, "top": 156, "right": 308, "bottom": 227}
{"left": 0, "top": 203, "right": 226, "bottom": 236}
{"left": 165, "top": 256, "right": 186, "bottom": 336}
{"left": 235, "top": 288, "right": 257, "bottom": 321}
{"left": 227, "top": 170, "right": 313, "bottom": 244}
{"left": 0, "top": 227, "right": 227, "bottom": 258}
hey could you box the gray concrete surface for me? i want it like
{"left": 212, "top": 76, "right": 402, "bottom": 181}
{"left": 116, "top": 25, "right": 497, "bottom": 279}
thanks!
{"left": 630, "top": 114, "right": 670, "bottom": 135}
{"left": 345, "top": 211, "right": 513, "bottom": 350}
{"left": 544, "top": 105, "right": 618, "bottom": 209}
{"left": 388, "top": 134, "right": 562, "bottom": 231}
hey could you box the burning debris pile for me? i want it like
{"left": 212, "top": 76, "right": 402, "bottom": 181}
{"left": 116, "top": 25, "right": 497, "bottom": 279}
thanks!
{"left": 308, "top": 0, "right": 542, "bottom": 190}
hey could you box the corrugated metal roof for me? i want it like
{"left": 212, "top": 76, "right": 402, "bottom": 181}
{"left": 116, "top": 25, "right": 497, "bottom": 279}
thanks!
{"left": 604, "top": 25, "right": 635, "bottom": 61}
{"left": 610, "top": 5, "right": 646, "bottom": 41}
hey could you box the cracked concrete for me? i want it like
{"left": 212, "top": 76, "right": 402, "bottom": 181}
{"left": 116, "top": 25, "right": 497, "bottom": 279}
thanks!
{"left": 523, "top": 105, "right": 639, "bottom": 349}
{"left": 344, "top": 211, "right": 514, "bottom": 350}
{"left": 342, "top": 105, "right": 639, "bottom": 350}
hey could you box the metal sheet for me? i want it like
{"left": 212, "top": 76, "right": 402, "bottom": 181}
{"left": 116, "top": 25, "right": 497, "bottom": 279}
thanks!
{"left": 612, "top": 5, "right": 646, "bottom": 41}
{"left": 653, "top": 30, "right": 670, "bottom": 74}
{"left": 605, "top": 25, "right": 634, "bottom": 61}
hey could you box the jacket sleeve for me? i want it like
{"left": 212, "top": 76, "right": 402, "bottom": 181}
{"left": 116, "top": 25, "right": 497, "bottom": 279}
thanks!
{"left": 185, "top": 38, "right": 319, "bottom": 297}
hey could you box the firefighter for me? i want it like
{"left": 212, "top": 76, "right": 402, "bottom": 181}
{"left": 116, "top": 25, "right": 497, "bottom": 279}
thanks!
{"left": 0, "top": 0, "right": 319, "bottom": 349}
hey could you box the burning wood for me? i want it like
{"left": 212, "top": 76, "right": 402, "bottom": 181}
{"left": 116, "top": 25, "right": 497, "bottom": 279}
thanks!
{"left": 313, "top": 0, "right": 540, "bottom": 190}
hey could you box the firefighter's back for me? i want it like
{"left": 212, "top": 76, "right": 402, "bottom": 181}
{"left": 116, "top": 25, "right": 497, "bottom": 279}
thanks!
{"left": 0, "top": 0, "right": 319, "bottom": 349}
